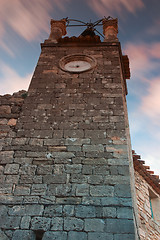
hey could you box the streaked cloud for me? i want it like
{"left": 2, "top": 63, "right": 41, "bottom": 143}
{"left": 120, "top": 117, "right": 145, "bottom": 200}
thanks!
{"left": 128, "top": 99, "right": 160, "bottom": 176}
{"left": 0, "top": 0, "right": 52, "bottom": 42}
{"left": 125, "top": 42, "right": 160, "bottom": 124}
{"left": 124, "top": 42, "right": 160, "bottom": 175}
{"left": 124, "top": 42, "right": 160, "bottom": 79}
{"left": 87, "top": 0, "right": 144, "bottom": 17}
{"left": 0, "top": 0, "right": 70, "bottom": 55}
{"left": 140, "top": 77, "right": 160, "bottom": 125}
{"left": 0, "top": 62, "right": 31, "bottom": 95}
{"left": 146, "top": 18, "right": 160, "bottom": 36}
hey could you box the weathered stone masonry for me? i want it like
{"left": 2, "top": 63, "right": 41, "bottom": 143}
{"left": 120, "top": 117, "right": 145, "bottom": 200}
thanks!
{"left": 0, "top": 19, "right": 138, "bottom": 239}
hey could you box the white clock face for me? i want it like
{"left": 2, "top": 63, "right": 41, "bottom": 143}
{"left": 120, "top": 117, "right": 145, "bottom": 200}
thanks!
{"left": 65, "top": 60, "right": 91, "bottom": 72}
{"left": 59, "top": 54, "right": 96, "bottom": 73}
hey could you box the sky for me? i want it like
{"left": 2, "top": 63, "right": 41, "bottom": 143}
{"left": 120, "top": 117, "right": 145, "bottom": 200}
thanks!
{"left": 0, "top": 0, "right": 160, "bottom": 175}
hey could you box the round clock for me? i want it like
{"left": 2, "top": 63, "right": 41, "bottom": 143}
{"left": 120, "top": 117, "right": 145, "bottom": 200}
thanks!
{"left": 59, "top": 54, "right": 96, "bottom": 73}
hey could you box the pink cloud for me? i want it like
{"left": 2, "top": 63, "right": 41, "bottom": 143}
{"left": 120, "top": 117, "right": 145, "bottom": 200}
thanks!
{"left": 0, "top": 0, "right": 70, "bottom": 54}
{"left": 0, "top": 62, "right": 31, "bottom": 95}
{"left": 140, "top": 77, "right": 160, "bottom": 125}
{"left": 146, "top": 19, "right": 160, "bottom": 36}
{"left": 125, "top": 42, "right": 160, "bottom": 124}
{"left": 0, "top": 0, "right": 52, "bottom": 41}
{"left": 87, "top": 0, "right": 144, "bottom": 17}
{"left": 124, "top": 42, "right": 160, "bottom": 80}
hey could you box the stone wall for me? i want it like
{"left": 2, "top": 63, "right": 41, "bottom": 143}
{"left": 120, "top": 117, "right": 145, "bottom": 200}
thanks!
{"left": 0, "top": 91, "right": 27, "bottom": 138}
{"left": 135, "top": 171, "right": 160, "bottom": 239}
{"left": 0, "top": 41, "right": 137, "bottom": 239}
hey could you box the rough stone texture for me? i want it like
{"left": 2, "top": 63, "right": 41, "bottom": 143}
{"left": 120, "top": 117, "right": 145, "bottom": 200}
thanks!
{"left": 0, "top": 30, "right": 138, "bottom": 239}
{"left": 135, "top": 171, "right": 160, "bottom": 240}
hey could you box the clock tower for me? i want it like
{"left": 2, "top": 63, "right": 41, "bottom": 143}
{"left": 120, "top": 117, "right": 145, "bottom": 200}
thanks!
{"left": 0, "top": 18, "right": 138, "bottom": 239}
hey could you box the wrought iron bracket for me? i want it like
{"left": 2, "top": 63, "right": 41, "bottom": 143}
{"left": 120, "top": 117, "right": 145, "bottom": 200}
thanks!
{"left": 62, "top": 16, "right": 114, "bottom": 38}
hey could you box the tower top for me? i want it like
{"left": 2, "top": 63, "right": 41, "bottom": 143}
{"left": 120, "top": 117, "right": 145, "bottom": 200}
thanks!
{"left": 48, "top": 17, "right": 118, "bottom": 43}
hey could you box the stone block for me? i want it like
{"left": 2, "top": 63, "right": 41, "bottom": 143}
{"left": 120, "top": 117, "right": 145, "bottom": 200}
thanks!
{"left": 68, "top": 231, "right": 87, "bottom": 240}
{"left": 0, "top": 195, "right": 24, "bottom": 204}
{"left": 21, "top": 216, "right": 31, "bottom": 229}
{"left": 63, "top": 205, "right": 75, "bottom": 217}
{"left": 67, "top": 145, "right": 82, "bottom": 151}
{"left": 23, "top": 196, "right": 39, "bottom": 204}
{"left": 108, "top": 158, "right": 129, "bottom": 166}
{"left": 83, "top": 144, "right": 104, "bottom": 152}
{"left": 14, "top": 185, "right": 31, "bottom": 195}
{"left": 26, "top": 152, "right": 45, "bottom": 157}
{"left": 82, "top": 165, "right": 93, "bottom": 175}
{"left": 105, "top": 219, "right": 135, "bottom": 233}
{"left": 65, "top": 138, "right": 90, "bottom": 145}
{"left": 53, "top": 163, "right": 65, "bottom": 174}
{"left": 85, "top": 219, "right": 105, "bottom": 232}
{"left": 88, "top": 232, "right": 113, "bottom": 240}
{"left": 56, "top": 197, "right": 81, "bottom": 205}
{"left": 0, "top": 184, "right": 12, "bottom": 194}
{"left": 82, "top": 197, "right": 101, "bottom": 206}
{"left": 4, "top": 164, "right": 19, "bottom": 174}
{"left": 48, "top": 146, "right": 67, "bottom": 152}
{"left": 76, "top": 184, "right": 89, "bottom": 196}
{"left": 12, "top": 230, "right": 35, "bottom": 240}
{"left": 64, "top": 130, "right": 84, "bottom": 138}
{"left": 75, "top": 205, "right": 96, "bottom": 218}
{"left": 39, "top": 195, "right": 55, "bottom": 204}
{"left": 0, "top": 105, "right": 11, "bottom": 114}
{"left": 104, "top": 176, "right": 130, "bottom": 185}
{"left": 37, "top": 165, "right": 53, "bottom": 175}
{"left": 51, "top": 217, "right": 63, "bottom": 230}
{"left": 117, "top": 166, "right": 129, "bottom": 175}
{"left": 31, "top": 217, "right": 51, "bottom": 231}
{"left": 93, "top": 166, "right": 109, "bottom": 175}
{"left": 31, "top": 184, "right": 47, "bottom": 195}
{"left": 44, "top": 205, "right": 62, "bottom": 217}
{"left": 0, "top": 118, "right": 8, "bottom": 124}
{"left": 65, "top": 164, "right": 82, "bottom": 174}
{"left": 64, "top": 217, "right": 84, "bottom": 231}
{"left": 9, "top": 205, "right": 44, "bottom": 216}
{"left": 93, "top": 116, "right": 109, "bottom": 122}
{"left": 0, "top": 205, "right": 8, "bottom": 217}
{"left": 43, "top": 174, "right": 67, "bottom": 185}
{"left": 14, "top": 157, "right": 32, "bottom": 165}
{"left": 102, "top": 207, "right": 116, "bottom": 218}
{"left": 0, "top": 175, "right": 5, "bottom": 183}
{"left": 51, "top": 152, "right": 75, "bottom": 158}
{"left": 19, "top": 164, "right": 37, "bottom": 175}
{"left": 12, "top": 138, "right": 27, "bottom": 145}
{"left": 44, "top": 139, "right": 63, "bottom": 146}
{"left": 90, "top": 185, "right": 114, "bottom": 197}
{"left": 82, "top": 158, "right": 108, "bottom": 165}
{"left": 114, "top": 184, "right": 132, "bottom": 198}
{"left": 117, "top": 207, "right": 133, "bottom": 219}
{"left": 0, "top": 165, "right": 4, "bottom": 174}
{"left": 0, "top": 216, "right": 21, "bottom": 229}
{"left": 42, "top": 231, "right": 67, "bottom": 240}
{"left": 85, "top": 130, "right": 106, "bottom": 139}
{"left": 70, "top": 174, "right": 88, "bottom": 183}
{"left": 0, "top": 230, "right": 8, "bottom": 240}
{"left": 33, "top": 176, "right": 43, "bottom": 183}
{"left": 88, "top": 175, "right": 103, "bottom": 184}
{"left": 29, "top": 138, "right": 43, "bottom": 146}
{"left": 5, "top": 175, "right": 19, "bottom": 184}
{"left": 19, "top": 175, "right": 33, "bottom": 184}
{"left": 0, "top": 151, "right": 14, "bottom": 164}
{"left": 55, "top": 184, "right": 72, "bottom": 197}
{"left": 114, "top": 234, "right": 135, "bottom": 240}
{"left": 101, "top": 197, "right": 133, "bottom": 207}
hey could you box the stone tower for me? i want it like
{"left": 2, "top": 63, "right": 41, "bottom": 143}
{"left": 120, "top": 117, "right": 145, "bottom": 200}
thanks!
{"left": 0, "top": 18, "right": 138, "bottom": 239}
